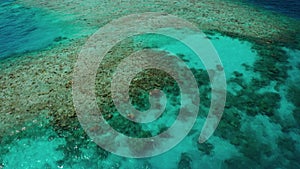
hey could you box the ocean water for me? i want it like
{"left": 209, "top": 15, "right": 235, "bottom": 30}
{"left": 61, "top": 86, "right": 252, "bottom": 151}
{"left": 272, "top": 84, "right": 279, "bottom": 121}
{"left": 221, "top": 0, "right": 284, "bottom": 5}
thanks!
{"left": 0, "top": 1, "right": 57, "bottom": 58}
{"left": 246, "top": 0, "right": 300, "bottom": 19}
{"left": 0, "top": 0, "right": 300, "bottom": 169}
{"left": 0, "top": 0, "right": 87, "bottom": 59}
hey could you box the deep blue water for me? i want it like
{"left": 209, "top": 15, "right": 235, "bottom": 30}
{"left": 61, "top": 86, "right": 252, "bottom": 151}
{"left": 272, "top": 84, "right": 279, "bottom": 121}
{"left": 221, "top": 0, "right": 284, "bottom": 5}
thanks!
{"left": 0, "top": 0, "right": 66, "bottom": 59}
{"left": 0, "top": 0, "right": 299, "bottom": 59}
{"left": 247, "top": 0, "right": 300, "bottom": 19}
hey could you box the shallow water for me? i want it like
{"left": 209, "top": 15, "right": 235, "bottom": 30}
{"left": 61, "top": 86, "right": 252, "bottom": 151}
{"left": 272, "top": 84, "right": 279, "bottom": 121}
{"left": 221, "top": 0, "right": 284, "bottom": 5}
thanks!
{"left": 0, "top": 0, "right": 300, "bottom": 169}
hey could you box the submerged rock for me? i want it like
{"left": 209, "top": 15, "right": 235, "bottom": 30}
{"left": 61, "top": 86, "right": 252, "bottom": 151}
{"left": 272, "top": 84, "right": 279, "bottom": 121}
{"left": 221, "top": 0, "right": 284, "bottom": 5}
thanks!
{"left": 178, "top": 153, "right": 192, "bottom": 169}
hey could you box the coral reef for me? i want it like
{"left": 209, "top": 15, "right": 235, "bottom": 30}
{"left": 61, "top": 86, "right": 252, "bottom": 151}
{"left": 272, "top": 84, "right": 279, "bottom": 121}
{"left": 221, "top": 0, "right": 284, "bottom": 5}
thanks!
{"left": 0, "top": 0, "right": 299, "bottom": 168}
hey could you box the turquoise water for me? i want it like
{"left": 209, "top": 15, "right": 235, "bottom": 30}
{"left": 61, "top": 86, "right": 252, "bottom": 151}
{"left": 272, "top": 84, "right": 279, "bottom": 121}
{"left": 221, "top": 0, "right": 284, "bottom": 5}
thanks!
{"left": 0, "top": 1, "right": 57, "bottom": 58}
{"left": 0, "top": 0, "right": 87, "bottom": 59}
{"left": 0, "top": 0, "right": 300, "bottom": 169}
